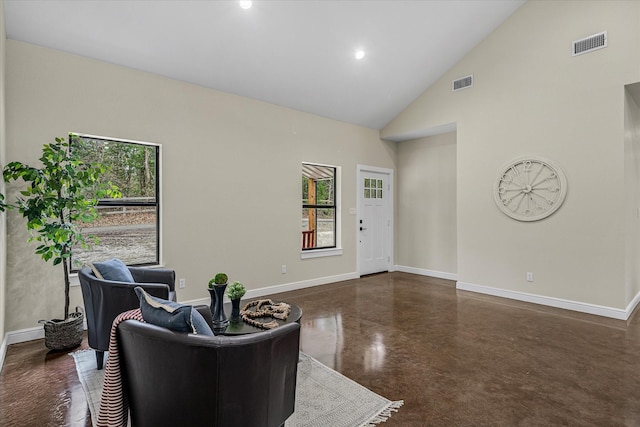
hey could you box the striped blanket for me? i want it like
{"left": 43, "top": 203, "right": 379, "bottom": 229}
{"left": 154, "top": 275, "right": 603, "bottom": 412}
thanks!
{"left": 97, "top": 309, "right": 144, "bottom": 427}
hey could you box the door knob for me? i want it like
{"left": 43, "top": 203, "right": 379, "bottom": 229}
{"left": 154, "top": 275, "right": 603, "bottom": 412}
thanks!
{"left": 360, "top": 227, "right": 367, "bottom": 231}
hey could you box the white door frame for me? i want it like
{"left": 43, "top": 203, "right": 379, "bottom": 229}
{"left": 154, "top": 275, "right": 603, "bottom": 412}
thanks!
{"left": 356, "top": 164, "right": 394, "bottom": 276}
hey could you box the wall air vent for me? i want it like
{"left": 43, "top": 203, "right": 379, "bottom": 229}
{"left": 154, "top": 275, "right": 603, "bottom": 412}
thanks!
{"left": 573, "top": 31, "right": 607, "bottom": 56}
{"left": 452, "top": 75, "right": 473, "bottom": 92}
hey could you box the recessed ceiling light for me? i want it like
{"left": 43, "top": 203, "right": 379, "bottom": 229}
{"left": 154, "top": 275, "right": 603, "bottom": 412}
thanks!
{"left": 355, "top": 50, "right": 366, "bottom": 60}
{"left": 240, "top": 1, "right": 252, "bottom": 10}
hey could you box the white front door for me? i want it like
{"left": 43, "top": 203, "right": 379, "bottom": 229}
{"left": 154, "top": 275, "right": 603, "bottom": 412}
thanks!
{"left": 357, "top": 167, "right": 392, "bottom": 276}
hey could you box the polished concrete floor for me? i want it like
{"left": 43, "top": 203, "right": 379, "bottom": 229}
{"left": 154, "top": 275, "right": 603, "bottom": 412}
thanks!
{"left": 2, "top": 272, "right": 640, "bottom": 426}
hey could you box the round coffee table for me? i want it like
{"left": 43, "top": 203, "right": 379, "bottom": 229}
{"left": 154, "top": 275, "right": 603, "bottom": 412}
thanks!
{"left": 220, "top": 300, "right": 302, "bottom": 335}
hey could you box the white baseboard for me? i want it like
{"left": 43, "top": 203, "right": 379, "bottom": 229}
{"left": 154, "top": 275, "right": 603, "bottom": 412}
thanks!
{"left": 6, "top": 325, "right": 45, "bottom": 345}
{"left": 456, "top": 281, "right": 635, "bottom": 320}
{"left": 625, "top": 288, "right": 640, "bottom": 319}
{"left": 181, "top": 271, "right": 360, "bottom": 309}
{"left": 4, "top": 319, "right": 89, "bottom": 346}
{"left": 7, "top": 326, "right": 44, "bottom": 345}
{"left": 0, "top": 334, "right": 7, "bottom": 374}
{"left": 0, "top": 325, "right": 45, "bottom": 373}
{"left": 395, "top": 265, "right": 458, "bottom": 281}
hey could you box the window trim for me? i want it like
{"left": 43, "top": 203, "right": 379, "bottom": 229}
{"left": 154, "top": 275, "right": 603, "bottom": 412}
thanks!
{"left": 300, "top": 247, "right": 343, "bottom": 259}
{"left": 71, "top": 133, "right": 162, "bottom": 270}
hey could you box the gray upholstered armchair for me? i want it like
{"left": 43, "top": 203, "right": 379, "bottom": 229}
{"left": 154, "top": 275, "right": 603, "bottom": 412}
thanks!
{"left": 78, "top": 266, "right": 176, "bottom": 369}
{"left": 117, "top": 312, "right": 300, "bottom": 427}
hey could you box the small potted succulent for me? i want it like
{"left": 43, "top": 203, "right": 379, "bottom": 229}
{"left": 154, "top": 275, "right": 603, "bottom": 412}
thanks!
{"left": 208, "top": 272, "right": 229, "bottom": 331}
{"left": 208, "top": 272, "right": 228, "bottom": 288}
{"left": 227, "top": 281, "right": 246, "bottom": 319}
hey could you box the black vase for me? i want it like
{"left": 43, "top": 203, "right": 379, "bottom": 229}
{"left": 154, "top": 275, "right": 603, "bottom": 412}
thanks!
{"left": 208, "top": 284, "right": 229, "bottom": 333}
{"left": 231, "top": 298, "right": 241, "bottom": 320}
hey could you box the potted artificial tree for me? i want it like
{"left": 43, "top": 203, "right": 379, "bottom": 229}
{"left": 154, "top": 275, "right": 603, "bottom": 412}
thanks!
{"left": 227, "top": 281, "right": 246, "bottom": 320}
{"left": 2, "top": 135, "right": 119, "bottom": 350}
{"left": 208, "top": 272, "right": 229, "bottom": 332}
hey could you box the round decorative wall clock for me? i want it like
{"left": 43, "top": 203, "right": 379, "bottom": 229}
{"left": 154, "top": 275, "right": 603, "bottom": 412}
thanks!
{"left": 493, "top": 155, "right": 567, "bottom": 222}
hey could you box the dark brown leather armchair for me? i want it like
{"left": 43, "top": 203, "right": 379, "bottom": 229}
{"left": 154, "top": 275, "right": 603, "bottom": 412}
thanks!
{"left": 117, "top": 313, "right": 300, "bottom": 427}
{"left": 78, "top": 266, "right": 176, "bottom": 369}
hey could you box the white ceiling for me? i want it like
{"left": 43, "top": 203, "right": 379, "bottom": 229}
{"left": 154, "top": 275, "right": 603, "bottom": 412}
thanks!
{"left": 3, "top": 0, "right": 525, "bottom": 130}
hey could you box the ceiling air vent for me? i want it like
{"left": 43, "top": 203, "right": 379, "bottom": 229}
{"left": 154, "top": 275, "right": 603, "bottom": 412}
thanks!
{"left": 573, "top": 31, "right": 607, "bottom": 56}
{"left": 452, "top": 75, "right": 473, "bottom": 92}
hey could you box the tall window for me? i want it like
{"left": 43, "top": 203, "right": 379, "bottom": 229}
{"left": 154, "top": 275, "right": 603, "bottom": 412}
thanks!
{"left": 302, "top": 163, "right": 336, "bottom": 250}
{"left": 71, "top": 134, "right": 160, "bottom": 268}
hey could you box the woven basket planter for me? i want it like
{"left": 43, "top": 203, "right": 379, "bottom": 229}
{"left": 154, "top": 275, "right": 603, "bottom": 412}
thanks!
{"left": 40, "top": 311, "right": 84, "bottom": 350}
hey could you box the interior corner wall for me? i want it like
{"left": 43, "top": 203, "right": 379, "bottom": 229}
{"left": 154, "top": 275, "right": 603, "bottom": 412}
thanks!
{"left": 383, "top": 1, "right": 640, "bottom": 312}
{"left": 624, "top": 86, "right": 640, "bottom": 306}
{"left": 396, "top": 131, "right": 456, "bottom": 276}
{"left": 4, "top": 40, "right": 396, "bottom": 332}
{"left": 0, "top": 0, "right": 8, "bottom": 351}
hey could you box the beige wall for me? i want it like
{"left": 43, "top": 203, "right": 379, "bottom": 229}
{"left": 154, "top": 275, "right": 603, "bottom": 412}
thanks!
{"left": 384, "top": 1, "right": 640, "bottom": 310}
{"left": 396, "top": 132, "right": 456, "bottom": 275}
{"left": 5, "top": 40, "right": 396, "bottom": 331}
{"left": 625, "top": 85, "right": 640, "bottom": 304}
{"left": 0, "top": 0, "right": 7, "bottom": 345}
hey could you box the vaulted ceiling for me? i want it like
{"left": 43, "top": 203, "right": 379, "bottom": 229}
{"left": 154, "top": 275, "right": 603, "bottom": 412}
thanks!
{"left": 3, "top": 0, "right": 525, "bottom": 129}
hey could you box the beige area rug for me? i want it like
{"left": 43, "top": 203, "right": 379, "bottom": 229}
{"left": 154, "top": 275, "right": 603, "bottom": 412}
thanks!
{"left": 71, "top": 350, "right": 403, "bottom": 427}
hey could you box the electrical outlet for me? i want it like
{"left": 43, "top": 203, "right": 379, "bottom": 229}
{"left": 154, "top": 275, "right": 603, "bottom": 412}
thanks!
{"left": 281, "top": 265, "right": 287, "bottom": 274}
{"left": 526, "top": 272, "right": 534, "bottom": 282}
{"left": 179, "top": 278, "right": 186, "bottom": 289}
